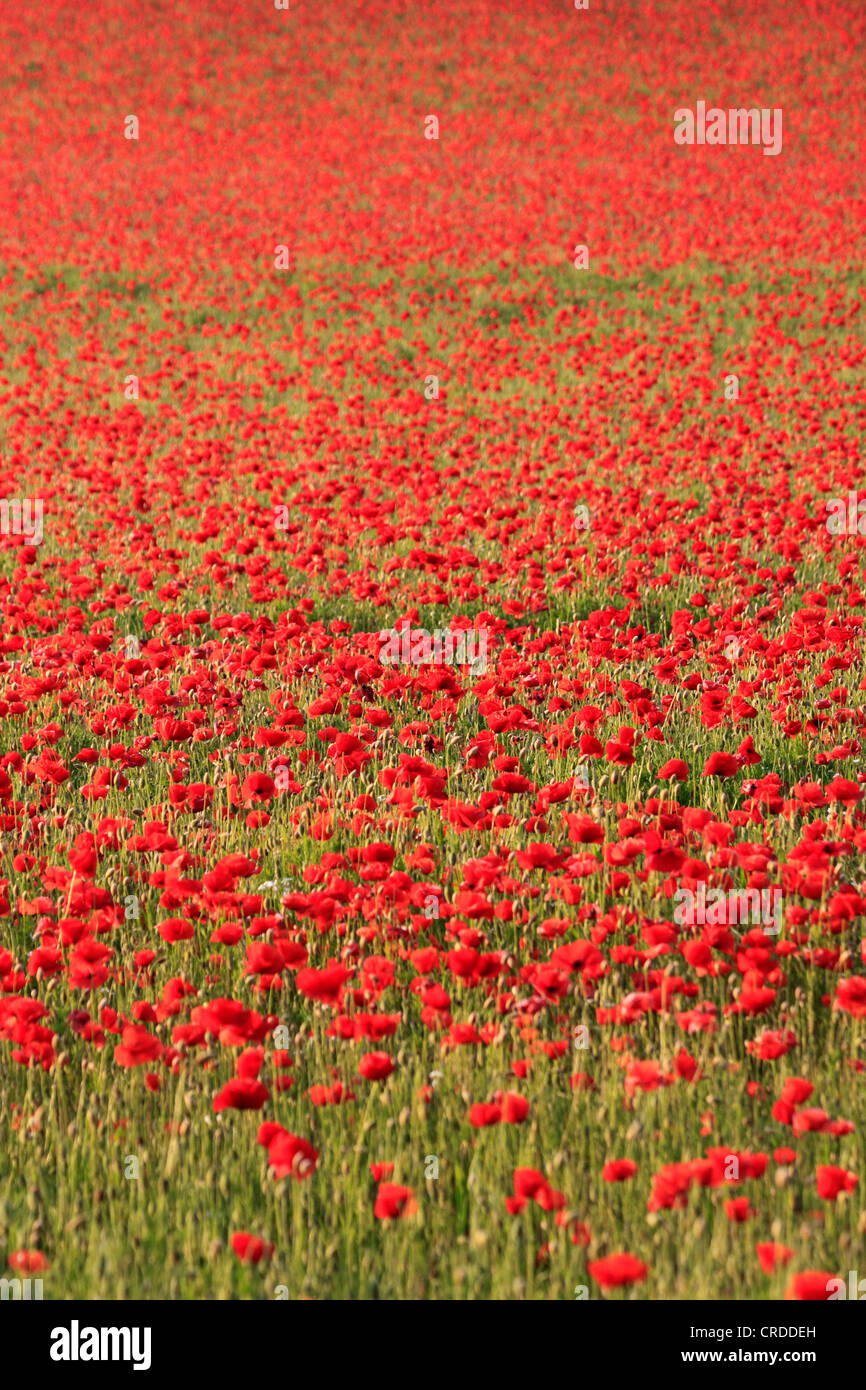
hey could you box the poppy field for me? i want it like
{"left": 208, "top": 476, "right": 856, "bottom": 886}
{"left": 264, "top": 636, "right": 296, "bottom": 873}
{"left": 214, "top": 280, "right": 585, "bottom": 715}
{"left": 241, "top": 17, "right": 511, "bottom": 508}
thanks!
{"left": 1, "top": 0, "right": 865, "bottom": 1305}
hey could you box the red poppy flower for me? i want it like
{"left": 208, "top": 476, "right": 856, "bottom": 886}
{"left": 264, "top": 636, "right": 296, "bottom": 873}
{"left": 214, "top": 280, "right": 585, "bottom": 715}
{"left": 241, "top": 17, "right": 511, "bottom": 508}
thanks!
{"left": 213, "top": 1077, "right": 270, "bottom": 1112}
{"left": 784, "top": 1271, "right": 837, "bottom": 1300}
{"left": 702, "top": 752, "right": 742, "bottom": 779}
{"left": 8, "top": 1249, "right": 49, "bottom": 1272}
{"left": 259, "top": 1126, "right": 318, "bottom": 1181}
{"left": 158, "top": 916, "right": 195, "bottom": 944}
{"left": 369, "top": 1162, "right": 395, "bottom": 1182}
{"left": 825, "top": 776, "right": 862, "bottom": 805}
{"left": 374, "top": 1182, "right": 416, "bottom": 1220}
{"left": 358, "top": 1052, "right": 395, "bottom": 1081}
{"left": 501, "top": 1092, "right": 529, "bottom": 1124}
{"left": 296, "top": 965, "right": 351, "bottom": 1007}
{"left": 231, "top": 1232, "right": 274, "bottom": 1263}
{"left": 834, "top": 976, "right": 866, "bottom": 1018}
{"left": 602, "top": 1159, "right": 638, "bottom": 1182}
{"left": 469, "top": 1102, "right": 501, "bottom": 1127}
{"left": 724, "top": 1197, "right": 753, "bottom": 1223}
{"left": 587, "top": 1253, "right": 648, "bottom": 1289}
{"left": 815, "top": 1165, "right": 857, "bottom": 1200}
{"left": 114, "top": 1024, "right": 163, "bottom": 1068}
{"left": 756, "top": 1242, "right": 793, "bottom": 1273}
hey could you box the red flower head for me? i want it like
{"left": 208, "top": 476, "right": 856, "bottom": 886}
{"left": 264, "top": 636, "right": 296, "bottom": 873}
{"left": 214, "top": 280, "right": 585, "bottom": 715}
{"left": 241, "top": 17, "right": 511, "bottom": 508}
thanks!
{"left": 231, "top": 1232, "right": 274, "bottom": 1263}
{"left": 587, "top": 1253, "right": 648, "bottom": 1289}
{"left": 374, "top": 1182, "right": 416, "bottom": 1220}
{"left": 213, "top": 1077, "right": 270, "bottom": 1113}
{"left": 358, "top": 1052, "right": 395, "bottom": 1081}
